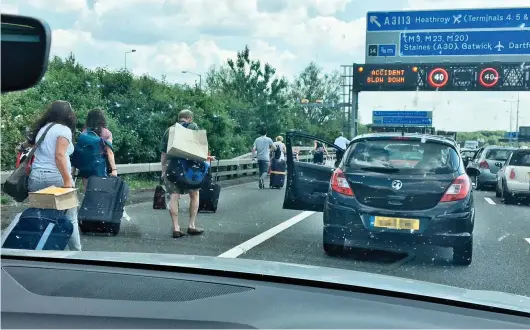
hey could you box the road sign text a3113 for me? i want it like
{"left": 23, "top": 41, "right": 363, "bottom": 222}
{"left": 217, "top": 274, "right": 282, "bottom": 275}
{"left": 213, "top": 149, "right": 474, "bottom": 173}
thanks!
{"left": 365, "top": 7, "right": 530, "bottom": 64}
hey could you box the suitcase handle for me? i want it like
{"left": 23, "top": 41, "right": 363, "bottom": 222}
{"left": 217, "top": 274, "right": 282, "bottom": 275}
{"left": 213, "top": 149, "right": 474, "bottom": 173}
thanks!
{"left": 208, "top": 158, "right": 220, "bottom": 174}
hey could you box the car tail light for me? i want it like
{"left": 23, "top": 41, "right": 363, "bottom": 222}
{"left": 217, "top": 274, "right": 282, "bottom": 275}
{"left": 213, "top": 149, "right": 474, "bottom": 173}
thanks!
{"left": 479, "top": 160, "right": 489, "bottom": 169}
{"left": 331, "top": 168, "right": 354, "bottom": 196}
{"left": 440, "top": 174, "right": 471, "bottom": 202}
{"left": 509, "top": 168, "right": 516, "bottom": 180}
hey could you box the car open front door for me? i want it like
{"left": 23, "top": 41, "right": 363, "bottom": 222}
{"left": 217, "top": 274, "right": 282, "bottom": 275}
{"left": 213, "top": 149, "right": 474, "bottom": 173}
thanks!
{"left": 283, "top": 131, "right": 344, "bottom": 212}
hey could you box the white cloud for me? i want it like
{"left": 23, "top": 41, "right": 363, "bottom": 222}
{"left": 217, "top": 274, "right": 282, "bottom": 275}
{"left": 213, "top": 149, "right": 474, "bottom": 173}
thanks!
{"left": 27, "top": 0, "right": 87, "bottom": 13}
{"left": 1, "top": 3, "right": 19, "bottom": 14}
{"left": 407, "top": 0, "right": 530, "bottom": 9}
{"left": 12, "top": 0, "right": 530, "bottom": 131}
{"left": 283, "top": 0, "right": 352, "bottom": 15}
{"left": 51, "top": 28, "right": 236, "bottom": 82}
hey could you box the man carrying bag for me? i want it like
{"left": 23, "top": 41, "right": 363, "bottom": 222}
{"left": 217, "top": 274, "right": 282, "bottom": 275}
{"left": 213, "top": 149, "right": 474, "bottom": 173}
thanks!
{"left": 159, "top": 109, "right": 214, "bottom": 238}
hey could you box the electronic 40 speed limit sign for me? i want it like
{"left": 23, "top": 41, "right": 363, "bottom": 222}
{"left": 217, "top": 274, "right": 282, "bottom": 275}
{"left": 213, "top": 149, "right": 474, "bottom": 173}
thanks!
{"left": 427, "top": 67, "right": 450, "bottom": 89}
{"left": 478, "top": 67, "right": 500, "bottom": 89}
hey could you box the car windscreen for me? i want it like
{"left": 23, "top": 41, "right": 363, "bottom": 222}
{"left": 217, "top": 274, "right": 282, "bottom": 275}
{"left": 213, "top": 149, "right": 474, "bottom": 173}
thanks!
{"left": 461, "top": 151, "right": 476, "bottom": 158}
{"left": 345, "top": 139, "right": 459, "bottom": 174}
{"left": 508, "top": 151, "right": 530, "bottom": 166}
{"left": 485, "top": 148, "right": 513, "bottom": 161}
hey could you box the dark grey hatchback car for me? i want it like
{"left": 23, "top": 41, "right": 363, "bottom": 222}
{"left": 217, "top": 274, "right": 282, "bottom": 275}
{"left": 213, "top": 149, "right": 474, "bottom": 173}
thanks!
{"left": 283, "top": 132, "right": 475, "bottom": 265}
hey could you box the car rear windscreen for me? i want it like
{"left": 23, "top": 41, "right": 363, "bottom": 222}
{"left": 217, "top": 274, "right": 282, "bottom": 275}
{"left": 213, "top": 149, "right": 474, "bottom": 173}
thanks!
{"left": 509, "top": 151, "right": 530, "bottom": 166}
{"left": 461, "top": 151, "right": 476, "bottom": 158}
{"left": 346, "top": 139, "right": 459, "bottom": 174}
{"left": 485, "top": 148, "right": 513, "bottom": 161}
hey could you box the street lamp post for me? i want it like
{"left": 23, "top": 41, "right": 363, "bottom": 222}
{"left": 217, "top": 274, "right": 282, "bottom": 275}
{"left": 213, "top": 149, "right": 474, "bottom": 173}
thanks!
{"left": 124, "top": 49, "right": 136, "bottom": 70}
{"left": 515, "top": 93, "right": 520, "bottom": 142}
{"left": 182, "top": 71, "right": 202, "bottom": 89}
{"left": 503, "top": 95, "right": 520, "bottom": 142}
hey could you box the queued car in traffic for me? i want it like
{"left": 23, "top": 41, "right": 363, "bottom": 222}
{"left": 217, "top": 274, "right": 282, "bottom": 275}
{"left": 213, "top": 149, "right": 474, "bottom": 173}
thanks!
{"left": 494, "top": 148, "right": 530, "bottom": 204}
{"left": 460, "top": 148, "right": 477, "bottom": 168}
{"left": 282, "top": 132, "right": 475, "bottom": 265}
{"left": 465, "top": 146, "right": 517, "bottom": 190}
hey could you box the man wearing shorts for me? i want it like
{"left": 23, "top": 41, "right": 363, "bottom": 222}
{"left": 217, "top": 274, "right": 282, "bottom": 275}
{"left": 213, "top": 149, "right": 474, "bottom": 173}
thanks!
{"left": 160, "top": 109, "right": 213, "bottom": 238}
{"left": 252, "top": 127, "right": 274, "bottom": 189}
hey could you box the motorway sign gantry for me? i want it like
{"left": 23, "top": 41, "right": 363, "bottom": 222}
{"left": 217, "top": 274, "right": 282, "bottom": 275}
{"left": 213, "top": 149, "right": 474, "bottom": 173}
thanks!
{"left": 365, "top": 7, "right": 530, "bottom": 64}
{"left": 353, "top": 62, "right": 529, "bottom": 92}
{"left": 372, "top": 110, "right": 433, "bottom": 127}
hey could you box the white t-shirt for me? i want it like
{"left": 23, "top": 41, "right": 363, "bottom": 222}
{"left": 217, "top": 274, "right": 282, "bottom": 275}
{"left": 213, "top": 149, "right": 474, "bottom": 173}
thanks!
{"left": 334, "top": 136, "right": 350, "bottom": 150}
{"left": 31, "top": 123, "right": 74, "bottom": 173}
{"left": 273, "top": 141, "right": 286, "bottom": 161}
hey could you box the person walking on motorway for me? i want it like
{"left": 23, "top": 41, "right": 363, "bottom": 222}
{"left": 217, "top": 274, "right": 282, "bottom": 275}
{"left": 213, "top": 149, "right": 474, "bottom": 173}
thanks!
{"left": 27, "top": 100, "right": 82, "bottom": 251}
{"left": 334, "top": 132, "right": 350, "bottom": 165}
{"left": 160, "top": 109, "right": 214, "bottom": 238}
{"left": 252, "top": 127, "right": 274, "bottom": 189}
{"left": 273, "top": 136, "right": 287, "bottom": 161}
{"left": 75, "top": 109, "right": 118, "bottom": 192}
{"left": 313, "top": 140, "right": 328, "bottom": 165}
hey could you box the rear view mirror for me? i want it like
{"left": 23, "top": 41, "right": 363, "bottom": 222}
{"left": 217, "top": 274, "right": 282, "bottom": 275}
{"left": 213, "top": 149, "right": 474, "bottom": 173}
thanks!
{"left": 1, "top": 14, "right": 51, "bottom": 93}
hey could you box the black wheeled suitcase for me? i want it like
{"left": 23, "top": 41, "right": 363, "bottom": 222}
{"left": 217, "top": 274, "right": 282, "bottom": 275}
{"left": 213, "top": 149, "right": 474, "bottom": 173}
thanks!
{"left": 153, "top": 180, "right": 167, "bottom": 210}
{"left": 78, "top": 176, "right": 129, "bottom": 236}
{"left": 269, "top": 159, "right": 286, "bottom": 189}
{"left": 1, "top": 208, "right": 73, "bottom": 250}
{"left": 199, "top": 160, "right": 221, "bottom": 213}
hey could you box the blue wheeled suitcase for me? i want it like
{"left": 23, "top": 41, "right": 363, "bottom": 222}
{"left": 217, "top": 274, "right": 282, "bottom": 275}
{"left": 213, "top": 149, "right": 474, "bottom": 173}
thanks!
{"left": 1, "top": 208, "right": 73, "bottom": 250}
{"left": 269, "top": 159, "right": 286, "bottom": 189}
{"left": 78, "top": 176, "right": 129, "bottom": 236}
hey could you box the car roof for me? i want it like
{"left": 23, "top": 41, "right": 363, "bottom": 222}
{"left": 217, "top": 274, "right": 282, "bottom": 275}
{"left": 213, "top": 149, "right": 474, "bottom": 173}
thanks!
{"left": 483, "top": 145, "right": 517, "bottom": 150}
{"left": 353, "top": 132, "right": 458, "bottom": 148}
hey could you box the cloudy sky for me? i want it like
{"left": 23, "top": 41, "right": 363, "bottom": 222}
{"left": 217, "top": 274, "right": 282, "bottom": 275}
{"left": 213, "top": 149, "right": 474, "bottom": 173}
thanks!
{"left": 2, "top": 0, "right": 529, "bottom": 132}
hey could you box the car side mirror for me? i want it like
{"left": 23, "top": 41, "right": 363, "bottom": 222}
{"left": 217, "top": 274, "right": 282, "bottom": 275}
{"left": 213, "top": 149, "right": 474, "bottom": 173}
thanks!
{"left": 466, "top": 167, "right": 481, "bottom": 177}
{"left": 1, "top": 14, "right": 51, "bottom": 93}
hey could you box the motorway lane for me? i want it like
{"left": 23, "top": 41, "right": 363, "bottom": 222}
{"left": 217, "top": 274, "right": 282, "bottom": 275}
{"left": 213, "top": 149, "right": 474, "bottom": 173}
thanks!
{"left": 478, "top": 189, "right": 530, "bottom": 239}
{"left": 80, "top": 180, "right": 301, "bottom": 256}
{"left": 237, "top": 189, "right": 530, "bottom": 297}
{"left": 77, "top": 180, "right": 529, "bottom": 296}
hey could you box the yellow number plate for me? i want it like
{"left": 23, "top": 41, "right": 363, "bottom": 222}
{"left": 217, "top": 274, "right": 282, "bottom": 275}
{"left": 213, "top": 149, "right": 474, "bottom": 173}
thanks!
{"left": 374, "top": 216, "right": 420, "bottom": 230}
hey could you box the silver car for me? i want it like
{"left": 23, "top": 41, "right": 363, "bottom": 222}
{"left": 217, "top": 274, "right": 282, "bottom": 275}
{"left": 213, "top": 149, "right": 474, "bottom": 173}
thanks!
{"left": 466, "top": 146, "right": 517, "bottom": 190}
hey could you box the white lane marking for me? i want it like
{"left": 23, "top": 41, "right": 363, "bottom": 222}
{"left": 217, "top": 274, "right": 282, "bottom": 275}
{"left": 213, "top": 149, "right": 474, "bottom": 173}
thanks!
{"left": 218, "top": 211, "right": 316, "bottom": 258}
{"left": 484, "top": 197, "right": 496, "bottom": 205}
{"left": 525, "top": 238, "right": 530, "bottom": 245}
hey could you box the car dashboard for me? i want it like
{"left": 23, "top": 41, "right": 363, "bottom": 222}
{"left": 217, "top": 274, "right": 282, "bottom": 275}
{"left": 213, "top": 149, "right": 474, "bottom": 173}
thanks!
{"left": 1, "top": 255, "right": 529, "bottom": 329}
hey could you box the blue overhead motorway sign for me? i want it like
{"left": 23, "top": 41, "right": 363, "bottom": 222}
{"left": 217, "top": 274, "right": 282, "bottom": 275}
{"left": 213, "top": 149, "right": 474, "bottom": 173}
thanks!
{"left": 372, "top": 111, "right": 433, "bottom": 127}
{"left": 365, "top": 7, "right": 530, "bottom": 64}
{"left": 400, "top": 30, "right": 530, "bottom": 56}
{"left": 366, "top": 8, "right": 530, "bottom": 31}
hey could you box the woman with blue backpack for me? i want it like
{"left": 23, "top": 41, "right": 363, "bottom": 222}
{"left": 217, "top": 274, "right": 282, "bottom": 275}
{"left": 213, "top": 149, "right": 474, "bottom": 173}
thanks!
{"left": 72, "top": 109, "right": 117, "bottom": 191}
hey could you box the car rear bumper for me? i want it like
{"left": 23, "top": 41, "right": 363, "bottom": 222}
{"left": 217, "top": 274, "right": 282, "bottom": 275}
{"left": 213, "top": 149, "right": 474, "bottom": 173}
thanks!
{"left": 478, "top": 171, "right": 497, "bottom": 185}
{"left": 324, "top": 194, "right": 474, "bottom": 249}
{"left": 506, "top": 181, "right": 530, "bottom": 198}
